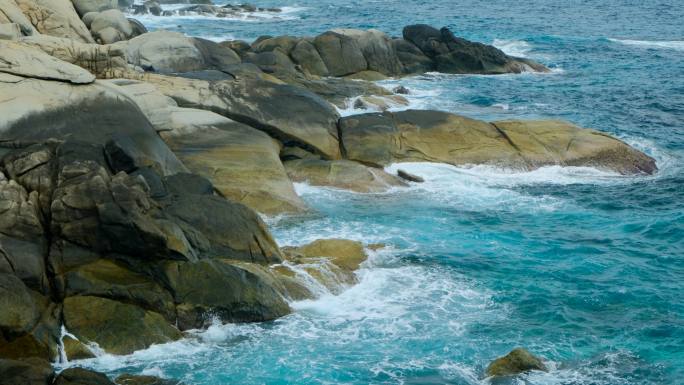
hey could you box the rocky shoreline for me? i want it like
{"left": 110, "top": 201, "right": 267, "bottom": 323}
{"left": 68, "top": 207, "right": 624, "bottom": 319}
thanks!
{"left": 0, "top": 1, "right": 657, "bottom": 384}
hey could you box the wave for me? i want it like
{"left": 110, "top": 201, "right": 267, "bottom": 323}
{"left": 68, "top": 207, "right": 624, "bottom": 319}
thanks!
{"left": 609, "top": 38, "right": 684, "bottom": 51}
{"left": 492, "top": 38, "right": 533, "bottom": 57}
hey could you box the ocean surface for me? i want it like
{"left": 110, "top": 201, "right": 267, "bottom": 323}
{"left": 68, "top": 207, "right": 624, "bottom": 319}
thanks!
{"left": 69, "top": 1, "right": 684, "bottom": 384}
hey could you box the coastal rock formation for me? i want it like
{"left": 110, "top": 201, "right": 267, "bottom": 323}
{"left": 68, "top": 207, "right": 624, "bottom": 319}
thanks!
{"left": 485, "top": 348, "right": 548, "bottom": 377}
{"left": 277, "top": 239, "right": 370, "bottom": 294}
{"left": 338, "top": 110, "right": 657, "bottom": 174}
{"left": 402, "top": 24, "right": 547, "bottom": 74}
{"left": 107, "top": 78, "right": 307, "bottom": 214}
{"left": 13, "top": 0, "right": 94, "bottom": 43}
{"left": 284, "top": 159, "right": 407, "bottom": 193}
{"left": 143, "top": 73, "right": 342, "bottom": 159}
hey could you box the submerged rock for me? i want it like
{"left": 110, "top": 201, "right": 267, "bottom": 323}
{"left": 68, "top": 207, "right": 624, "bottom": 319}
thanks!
{"left": 115, "top": 374, "right": 182, "bottom": 385}
{"left": 338, "top": 110, "right": 657, "bottom": 175}
{"left": 397, "top": 169, "right": 424, "bottom": 183}
{"left": 485, "top": 348, "right": 548, "bottom": 377}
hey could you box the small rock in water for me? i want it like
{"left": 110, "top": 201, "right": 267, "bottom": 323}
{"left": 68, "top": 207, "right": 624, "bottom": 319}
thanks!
{"left": 393, "top": 85, "right": 410, "bottom": 94}
{"left": 397, "top": 169, "right": 424, "bottom": 183}
{"left": 485, "top": 348, "right": 547, "bottom": 377}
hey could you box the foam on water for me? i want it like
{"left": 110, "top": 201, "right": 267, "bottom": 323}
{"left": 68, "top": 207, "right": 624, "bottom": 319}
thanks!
{"left": 609, "top": 38, "right": 684, "bottom": 51}
{"left": 493, "top": 39, "right": 533, "bottom": 57}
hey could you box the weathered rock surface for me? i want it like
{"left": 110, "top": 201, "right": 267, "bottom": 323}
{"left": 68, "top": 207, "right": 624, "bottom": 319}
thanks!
{"left": 72, "top": 0, "right": 117, "bottom": 15}
{"left": 17, "top": 34, "right": 129, "bottom": 78}
{"left": 53, "top": 367, "right": 116, "bottom": 385}
{"left": 120, "top": 31, "right": 205, "bottom": 73}
{"left": 160, "top": 111, "right": 307, "bottom": 214}
{"left": 332, "top": 29, "right": 404, "bottom": 76}
{"left": 284, "top": 159, "right": 406, "bottom": 193}
{"left": 338, "top": 110, "right": 657, "bottom": 174}
{"left": 0, "top": 358, "right": 54, "bottom": 385}
{"left": 14, "top": 0, "right": 95, "bottom": 43}
{"left": 402, "top": 24, "right": 546, "bottom": 74}
{"left": 63, "top": 295, "right": 182, "bottom": 355}
{"left": 278, "top": 239, "right": 369, "bottom": 294}
{"left": 0, "top": 40, "right": 95, "bottom": 83}
{"left": 0, "top": 77, "right": 186, "bottom": 176}
{"left": 0, "top": 0, "right": 37, "bottom": 36}
{"left": 314, "top": 31, "right": 368, "bottom": 76}
{"left": 485, "top": 348, "right": 547, "bottom": 377}
{"left": 143, "top": 74, "right": 342, "bottom": 159}
{"left": 161, "top": 259, "right": 290, "bottom": 329}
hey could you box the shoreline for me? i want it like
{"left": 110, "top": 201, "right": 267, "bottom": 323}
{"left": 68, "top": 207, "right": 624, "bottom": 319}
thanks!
{"left": 0, "top": 1, "right": 668, "bottom": 384}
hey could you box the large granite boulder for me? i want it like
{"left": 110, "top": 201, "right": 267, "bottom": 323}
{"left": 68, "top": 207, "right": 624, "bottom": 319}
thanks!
{"left": 0, "top": 358, "right": 54, "bottom": 385}
{"left": 284, "top": 159, "right": 406, "bottom": 193}
{"left": 338, "top": 110, "right": 657, "bottom": 174}
{"left": 161, "top": 259, "right": 290, "bottom": 329}
{"left": 62, "top": 295, "right": 182, "bottom": 355}
{"left": 14, "top": 0, "right": 94, "bottom": 43}
{"left": 89, "top": 9, "right": 132, "bottom": 44}
{"left": 331, "top": 29, "right": 404, "bottom": 76}
{"left": 120, "top": 31, "right": 205, "bottom": 73}
{"left": 53, "top": 367, "right": 116, "bottom": 385}
{"left": 313, "top": 31, "right": 368, "bottom": 76}
{"left": 104, "top": 78, "right": 304, "bottom": 215}
{"left": 0, "top": 0, "right": 37, "bottom": 36}
{"left": 159, "top": 109, "right": 308, "bottom": 214}
{"left": 16, "top": 34, "right": 129, "bottom": 78}
{"left": 290, "top": 39, "right": 328, "bottom": 76}
{"left": 143, "top": 74, "right": 342, "bottom": 159}
{"left": 0, "top": 40, "right": 95, "bottom": 83}
{"left": 402, "top": 25, "right": 547, "bottom": 74}
{"left": 0, "top": 76, "right": 186, "bottom": 176}
{"left": 72, "top": 0, "right": 117, "bottom": 15}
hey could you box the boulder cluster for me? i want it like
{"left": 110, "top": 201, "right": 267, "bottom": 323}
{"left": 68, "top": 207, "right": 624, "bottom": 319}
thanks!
{"left": 0, "top": 0, "right": 658, "bottom": 383}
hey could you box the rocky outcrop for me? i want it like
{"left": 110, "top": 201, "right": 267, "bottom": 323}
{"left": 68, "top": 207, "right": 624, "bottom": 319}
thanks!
{"left": 108, "top": 78, "right": 307, "bottom": 214}
{"left": 338, "top": 110, "right": 657, "bottom": 175}
{"left": 284, "top": 159, "right": 406, "bottom": 193}
{"left": 53, "top": 367, "right": 116, "bottom": 385}
{"left": 485, "top": 348, "right": 547, "bottom": 377}
{"left": 0, "top": 40, "right": 95, "bottom": 83}
{"left": 276, "top": 239, "right": 370, "bottom": 294}
{"left": 402, "top": 24, "right": 547, "bottom": 74}
{"left": 14, "top": 0, "right": 94, "bottom": 43}
{"left": 143, "top": 73, "right": 342, "bottom": 159}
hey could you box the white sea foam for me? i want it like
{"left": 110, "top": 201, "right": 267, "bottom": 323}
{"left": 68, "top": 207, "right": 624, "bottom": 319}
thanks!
{"left": 609, "top": 38, "right": 684, "bottom": 51}
{"left": 492, "top": 38, "right": 533, "bottom": 57}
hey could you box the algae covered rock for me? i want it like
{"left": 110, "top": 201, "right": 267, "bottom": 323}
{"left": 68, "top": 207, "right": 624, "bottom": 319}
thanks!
{"left": 485, "top": 348, "right": 547, "bottom": 377}
{"left": 339, "top": 110, "right": 657, "bottom": 175}
{"left": 62, "top": 296, "right": 182, "bottom": 355}
{"left": 161, "top": 259, "right": 291, "bottom": 329}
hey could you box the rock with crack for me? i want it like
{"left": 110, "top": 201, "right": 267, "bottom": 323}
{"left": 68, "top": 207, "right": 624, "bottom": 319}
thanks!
{"left": 160, "top": 259, "right": 291, "bottom": 329}
{"left": 0, "top": 40, "right": 95, "bottom": 83}
{"left": 338, "top": 110, "right": 657, "bottom": 175}
{"left": 106, "top": 78, "right": 307, "bottom": 214}
{"left": 0, "top": 75, "right": 186, "bottom": 176}
{"left": 14, "top": 0, "right": 94, "bottom": 43}
{"left": 142, "top": 73, "right": 342, "bottom": 159}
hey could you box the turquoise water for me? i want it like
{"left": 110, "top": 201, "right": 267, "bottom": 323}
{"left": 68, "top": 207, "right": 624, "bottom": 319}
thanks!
{"left": 76, "top": 1, "right": 683, "bottom": 383}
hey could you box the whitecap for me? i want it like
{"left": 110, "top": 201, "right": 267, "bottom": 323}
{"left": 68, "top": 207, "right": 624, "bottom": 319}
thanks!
{"left": 492, "top": 38, "right": 533, "bottom": 57}
{"left": 609, "top": 38, "right": 684, "bottom": 51}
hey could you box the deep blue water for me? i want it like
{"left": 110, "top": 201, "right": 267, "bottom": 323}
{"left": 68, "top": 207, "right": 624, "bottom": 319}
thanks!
{"left": 73, "top": 1, "right": 683, "bottom": 384}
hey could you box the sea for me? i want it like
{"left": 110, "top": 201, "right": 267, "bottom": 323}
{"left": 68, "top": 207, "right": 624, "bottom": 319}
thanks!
{"left": 66, "top": 1, "right": 684, "bottom": 384}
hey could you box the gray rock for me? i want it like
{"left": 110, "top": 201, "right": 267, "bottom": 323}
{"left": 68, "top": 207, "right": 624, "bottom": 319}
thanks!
{"left": 314, "top": 31, "right": 368, "bottom": 76}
